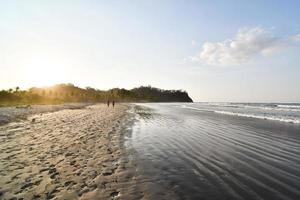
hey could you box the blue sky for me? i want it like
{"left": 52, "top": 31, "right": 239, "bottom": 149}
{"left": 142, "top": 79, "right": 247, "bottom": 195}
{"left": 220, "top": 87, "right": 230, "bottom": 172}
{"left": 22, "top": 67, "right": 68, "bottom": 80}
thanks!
{"left": 1, "top": 0, "right": 300, "bottom": 102}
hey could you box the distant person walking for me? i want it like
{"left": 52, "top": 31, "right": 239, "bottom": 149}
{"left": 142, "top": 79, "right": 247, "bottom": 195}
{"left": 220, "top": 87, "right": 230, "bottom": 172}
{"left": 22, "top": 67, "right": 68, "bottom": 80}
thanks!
{"left": 112, "top": 100, "right": 115, "bottom": 108}
{"left": 107, "top": 100, "right": 110, "bottom": 107}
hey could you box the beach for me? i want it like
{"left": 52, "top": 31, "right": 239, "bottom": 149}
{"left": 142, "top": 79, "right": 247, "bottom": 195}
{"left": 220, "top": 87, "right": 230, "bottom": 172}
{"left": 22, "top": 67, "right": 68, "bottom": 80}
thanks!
{"left": 1, "top": 102, "right": 300, "bottom": 200}
{"left": 0, "top": 103, "right": 92, "bottom": 126}
{"left": 0, "top": 104, "right": 142, "bottom": 200}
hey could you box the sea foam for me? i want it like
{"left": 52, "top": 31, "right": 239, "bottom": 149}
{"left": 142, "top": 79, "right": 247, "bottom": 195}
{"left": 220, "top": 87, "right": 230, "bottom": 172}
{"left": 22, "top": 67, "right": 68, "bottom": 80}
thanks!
{"left": 214, "top": 110, "right": 300, "bottom": 124}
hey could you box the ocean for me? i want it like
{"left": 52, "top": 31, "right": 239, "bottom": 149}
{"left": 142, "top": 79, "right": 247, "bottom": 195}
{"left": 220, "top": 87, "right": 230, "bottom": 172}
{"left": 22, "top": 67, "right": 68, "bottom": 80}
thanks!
{"left": 129, "top": 103, "right": 300, "bottom": 200}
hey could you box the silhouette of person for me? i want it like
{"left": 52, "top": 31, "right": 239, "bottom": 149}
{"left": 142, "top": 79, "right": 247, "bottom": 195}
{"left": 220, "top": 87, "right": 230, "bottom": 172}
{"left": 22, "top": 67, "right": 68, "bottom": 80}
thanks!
{"left": 112, "top": 100, "right": 115, "bottom": 108}
{"left": 107, "top": 100, "right": 110, "bottom": 107}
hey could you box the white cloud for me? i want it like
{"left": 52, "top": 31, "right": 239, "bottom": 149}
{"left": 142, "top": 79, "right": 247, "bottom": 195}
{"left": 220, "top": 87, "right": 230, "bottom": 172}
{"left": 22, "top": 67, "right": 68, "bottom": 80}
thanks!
{"left": 192, "top": 27, "right": 299, "bottom": 66}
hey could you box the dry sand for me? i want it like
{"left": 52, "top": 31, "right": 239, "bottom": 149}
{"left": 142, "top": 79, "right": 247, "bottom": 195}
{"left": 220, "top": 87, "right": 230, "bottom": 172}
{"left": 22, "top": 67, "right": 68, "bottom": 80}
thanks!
{"left": 0, "top": 103, "right": 90, "bottom": 126}
{"left": 0, "top": 104, "right": 144, "bottom": 200}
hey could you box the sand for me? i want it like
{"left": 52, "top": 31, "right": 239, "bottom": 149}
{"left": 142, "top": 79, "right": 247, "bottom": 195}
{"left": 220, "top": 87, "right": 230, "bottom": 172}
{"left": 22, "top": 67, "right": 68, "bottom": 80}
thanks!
{"left": 0, "top": 104, "right": 143, "bottom": 200}
{"left": 0, "top": 103, "right": 90, "bottom": 126}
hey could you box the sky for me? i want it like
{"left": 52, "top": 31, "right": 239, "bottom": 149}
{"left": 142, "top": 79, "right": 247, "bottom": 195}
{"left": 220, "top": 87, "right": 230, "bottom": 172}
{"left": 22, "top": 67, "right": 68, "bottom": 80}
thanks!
{"left": 1, "top": 0, "right": 300, "bottom": 102}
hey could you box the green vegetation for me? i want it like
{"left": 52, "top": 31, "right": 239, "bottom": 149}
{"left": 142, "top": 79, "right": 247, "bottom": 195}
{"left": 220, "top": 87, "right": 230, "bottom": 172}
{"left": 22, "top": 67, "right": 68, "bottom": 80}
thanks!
{"left": 0, "top": 84, "right": 193, "bottom": 106}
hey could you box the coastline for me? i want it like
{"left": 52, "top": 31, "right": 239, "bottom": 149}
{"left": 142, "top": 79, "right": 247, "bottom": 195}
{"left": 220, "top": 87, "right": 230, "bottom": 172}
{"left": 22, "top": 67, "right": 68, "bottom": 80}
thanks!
{"left": 0, "top": 104, "right": 142, "bottom": 199}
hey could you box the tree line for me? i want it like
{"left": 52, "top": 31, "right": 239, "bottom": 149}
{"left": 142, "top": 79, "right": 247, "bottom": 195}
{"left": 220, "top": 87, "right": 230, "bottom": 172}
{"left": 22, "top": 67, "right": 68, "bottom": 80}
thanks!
{"left": 0, "top": 84, "right": 193, "bottom": 106}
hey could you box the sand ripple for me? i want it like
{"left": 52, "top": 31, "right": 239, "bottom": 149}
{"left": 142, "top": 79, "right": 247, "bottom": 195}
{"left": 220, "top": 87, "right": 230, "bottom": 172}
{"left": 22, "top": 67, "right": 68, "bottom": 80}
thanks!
{"left": 131, "top": 104, "right": 300, "bottom": 200}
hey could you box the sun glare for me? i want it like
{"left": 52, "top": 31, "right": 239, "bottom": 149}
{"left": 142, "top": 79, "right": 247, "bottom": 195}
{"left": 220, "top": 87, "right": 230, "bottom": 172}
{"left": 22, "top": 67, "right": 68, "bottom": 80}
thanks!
{"left": 23, "top": 58, "right": 69, "bottom": 88}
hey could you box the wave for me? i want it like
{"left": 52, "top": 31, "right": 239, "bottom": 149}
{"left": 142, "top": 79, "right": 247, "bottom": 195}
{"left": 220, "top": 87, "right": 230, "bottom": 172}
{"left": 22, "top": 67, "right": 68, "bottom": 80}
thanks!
{"left": 244, "top": 105, "right": 300, "bottom": 112}
{"left": 179, "top": 105, "right": 213, "bottom": 112}
{"left": 214, "top": 111, "right": 300, "bottom": 124}
{"left": 178, "top": 103, "right": 300, "bottom": 124}
{"left": 277, "top": 104, "right": 300, "bottom": 109}
{"left": 193, "top": 103, "right": 300, "bottom": 112}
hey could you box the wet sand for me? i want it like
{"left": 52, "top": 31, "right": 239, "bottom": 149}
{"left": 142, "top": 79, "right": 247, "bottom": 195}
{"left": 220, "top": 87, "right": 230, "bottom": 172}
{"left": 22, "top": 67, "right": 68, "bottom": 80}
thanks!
{"left": 0, "top": 104, "right": 143, "bottom": 200}
{"left": 131, "top": 103, "right": 300, "bottom": 200}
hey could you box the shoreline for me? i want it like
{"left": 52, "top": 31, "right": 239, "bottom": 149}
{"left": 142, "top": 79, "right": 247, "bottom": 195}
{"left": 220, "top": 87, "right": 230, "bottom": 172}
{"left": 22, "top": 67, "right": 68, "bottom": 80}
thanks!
{"left": 130, "top": 103, "right": 300, "bottom": 199}
{"left": 0, "top": 104, "right": 143, "bottom": 199}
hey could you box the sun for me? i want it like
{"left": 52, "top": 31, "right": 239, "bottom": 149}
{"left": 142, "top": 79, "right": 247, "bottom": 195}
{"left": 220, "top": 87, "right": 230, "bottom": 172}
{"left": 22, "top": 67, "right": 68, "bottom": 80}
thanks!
{"left": 23, "top": 57, "right": 69, "bottom": 87}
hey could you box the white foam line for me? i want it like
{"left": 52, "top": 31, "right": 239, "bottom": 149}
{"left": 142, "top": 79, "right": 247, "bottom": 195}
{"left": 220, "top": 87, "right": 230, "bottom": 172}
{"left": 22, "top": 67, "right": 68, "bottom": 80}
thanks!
{"left": 215, "top": 111, "right": 300, "bottom": 124}
{"left": 277, "top": 105, "right": 300, "bottom": 109}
